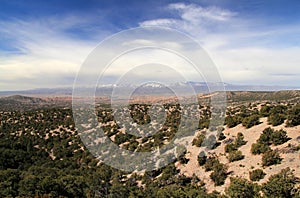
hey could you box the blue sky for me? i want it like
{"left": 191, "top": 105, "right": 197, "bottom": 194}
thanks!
{"left": 1, "top": 0, "right": 300, "bottom": 90}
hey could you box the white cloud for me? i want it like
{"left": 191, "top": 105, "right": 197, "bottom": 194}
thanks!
{"left": 1, "top": 2, "right": 300, "bottom": 90}
{"left": 139, "top": 19, "right": 179, "bottom": 27}
{"left": 0, "top": 16, "right": 98, "bottom": 90}
{"left": 139, "top": 3, "right": 300, "bottom": 86}
{"left": 211, "top": 46, "right": 300, "bottom": 84}
{"left": 168, "top": 3, "right": 236, "bottom": 22}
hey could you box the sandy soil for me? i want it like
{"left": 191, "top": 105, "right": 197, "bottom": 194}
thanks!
{"left": 178, "top": 117, "right": 300, "bottom": 193}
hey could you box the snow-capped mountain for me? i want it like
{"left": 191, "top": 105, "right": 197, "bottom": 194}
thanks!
{"left": 0, "top": 82, "right": 299, "bottom": 97}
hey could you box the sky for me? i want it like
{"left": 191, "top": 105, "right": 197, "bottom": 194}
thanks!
{"left": 1, "top": 0, "right": 300, "bottom": 90}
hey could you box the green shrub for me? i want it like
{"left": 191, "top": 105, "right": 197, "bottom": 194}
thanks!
{"left": 114, "top": 133, "right": 132, "bottom": 145}
{"left": 198, "top": 118, "right": 210, "bottom": 129}
{"left": 235, "top": 132, "right": 247, "bottom": 147}
{"left": 225, "top": 133, "right": 247, "bottom": 154}
{"left": 251, "top": 143, "right": 271, "bottom": 155}
{"left": 225, "top": 143, "right": 237, "bottom": 153}
{"left": 225, "top": 115, "right": 241, "bottom": 128}
{"left": 260, "top": 105, "right": 271, "bottom": 117}
{"left": 123, "top": 140, "right": 138, "bottom": 151}
{"left": 159, "top": 164, "right": 179, "bottom": 182}
{"left": 296, "top": 144, "right": 300, "bottom": 151}
{"left": 249, "top": 169, "right": 266, "bottom": 181}
{"left": 197, "top": 152, "right": 207, "bottom": 166}
{"left": 225, "top": 177, "right": 260, "bottom": 198}
{"left": 218, "top": 132, "right": 226, "bottom": 141}
{"left": 271, "top": 129, "right": 289, "bottom": 146}
{"left": 270, "top": 105, "right": 288, "bottom": 114}
{"left": 258, "top": 127, "right": 289, "bottom": 146}
{"left": 192, "top": 134, "right": 205, "bottom": 147}
{"left": 178, "top": 151, "right": 189, "bottom": 164}
{"left": 242, "top": 114, "right": 260, "bottom": 128}
{"left": 262, "top": 168, "right": 296, "bottom": 198}
{"left": 258, "top": 127, "right": 273, "bottom": 145}
{"left": 262, "top": 150, "right": 282, "bottom": 167}
{"left": 210, "top": 163, "right": 228, "bottom": 186}
{"left": 204, "top": 157, "right": 220, "bottom": 172}
{"left": 268, "top": 113, "right": 285, "bottom": 126}
{"left": 286, "top": 105, "right": 300, "bottom": 127}
{"left": 228, "top": 150, "right": 244, "bottom": 162}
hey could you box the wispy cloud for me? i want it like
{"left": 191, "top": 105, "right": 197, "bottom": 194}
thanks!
{"left": 168, "top": 3, "right": 236, "bottom": 22}
{"left": 0, "top": 15, "right": 107, "bottom": 90}
{"left": 1, "top": 2, "right": 300, "bottom": 90}
{"left": 140, "top": 3, "right": 300, "bottom": 86}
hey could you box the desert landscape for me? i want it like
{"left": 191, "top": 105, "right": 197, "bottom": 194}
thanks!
{"left": 0, "top": 91, "right": 299, "bottom": 197}
{"left": 1, "top": 0, "right": 300, "bottom": 197}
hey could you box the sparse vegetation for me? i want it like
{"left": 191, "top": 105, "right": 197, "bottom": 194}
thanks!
{"left": 197, "top": 152, "right": 207, "bottom": 166}
{"left": 262, "top": 168, "right": 297, "bottom": 198}
{"left": 225, "top": 115, "right": 241, "bottom": 128}
{"left": 251, "top": 127, "right": 290, "bottom": 156}
{"left": 225, "top": 143, "right": 238, "bottom": 153}
{"left": 249, "top": 169, "right": 266, "bottom": 181}
{"left": 262, "top": 150, "right": 282, "bottom": 167}
{"left": 228, "top": 150, "right": 244, "bottom": 162}
{"left": 258, "top": 127, "right": 273, "bottom": 144}
{"left": 210, "top": 163, "right": 228, "bottom": 186}
{"left": 0, "top": 93, "right": 299, "bottom": 197}
{"left": 225, "top": 132, "right": 247, "bottom": 157}
{"left": 218, "top": 132, "right": 226, "bottom": 141}
{"left": 271, "top": 129, "right": 290, "bottom": 145}
{"left": 242, "top": 114, "right": 260, "bottom": 128}
{"left": 286, "top": 105, "right": 300, "bottom": 127}
{"left": 268, "top": 113, "right": 286, "bottom": 126}
{"left": 265, "top": 105, "right": 288, "bottom": 126}
{"left": 258, "top": 127, "right": 289, "bottom": 146}
{"left": 192, "top": 133, "right": 205, "bottom": 147}
{"left": 235, "top": 132, "right": 247, "bottom": 147}
{"left": 204, "top": 156, "right": 220, "bottom": 172}
{"left": 251, "top": 143, "right": 271, "bottom": 155}
{"left": 225, "top": 177, "right": 259, "bottom": 198}
{"left": 260, "top": 105, "right": 271, "bottom": 117}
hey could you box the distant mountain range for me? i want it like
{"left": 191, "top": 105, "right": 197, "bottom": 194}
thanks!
{"left": 2, "top": 89, "right": 300, "bottom": 111}
{"left": 0, "top": 82, "right": 299, "bottom": 97}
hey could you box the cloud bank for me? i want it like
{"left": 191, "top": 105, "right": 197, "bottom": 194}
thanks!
{"left": 1, "top": 2, "right": 300, "bottom": 90}
{"left": 140, "top": 3, "right": 300, "bottom": 87}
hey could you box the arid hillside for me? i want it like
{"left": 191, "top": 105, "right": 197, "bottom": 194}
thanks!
{"left": 0, "top": 92, "right": 300, "bottom": 197}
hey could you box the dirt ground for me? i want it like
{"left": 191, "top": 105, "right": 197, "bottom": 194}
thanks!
{"left": 178, "top": 117, "right": 300, "bottom": 193}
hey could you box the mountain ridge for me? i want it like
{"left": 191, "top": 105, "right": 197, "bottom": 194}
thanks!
{"left": 1, "top": 82, "right": 299, "bottom": 97}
